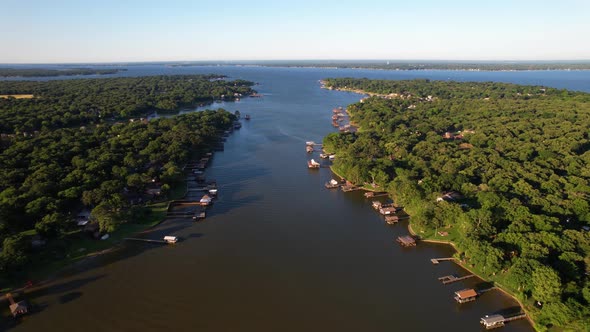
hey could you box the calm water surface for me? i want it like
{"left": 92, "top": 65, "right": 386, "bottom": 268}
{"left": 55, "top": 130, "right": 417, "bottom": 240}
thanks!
{"left": 7, "top": 66, "right": 590, "bottom": 331}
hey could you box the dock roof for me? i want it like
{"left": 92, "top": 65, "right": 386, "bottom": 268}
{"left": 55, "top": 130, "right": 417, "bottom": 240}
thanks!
{"left": 397, "top": 235, "right": 416, "bottom": 245}
{"left": 481, "top": 314, "right": 504, "bottom": 325}
{"left": 455, "top": 289, "right": 478, "bottom": 299}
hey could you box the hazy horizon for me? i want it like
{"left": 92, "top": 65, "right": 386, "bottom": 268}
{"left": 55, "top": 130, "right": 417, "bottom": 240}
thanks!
{"left": 2, "top": 59, "right": 590, "bottom": 66}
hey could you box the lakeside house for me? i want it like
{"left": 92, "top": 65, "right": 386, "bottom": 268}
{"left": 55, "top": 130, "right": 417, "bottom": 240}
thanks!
{"left": 436, "top": 191, "right": 462, "bottom": 202}
{"left": 76, "top": 209, "right": 91, "bottom": 226}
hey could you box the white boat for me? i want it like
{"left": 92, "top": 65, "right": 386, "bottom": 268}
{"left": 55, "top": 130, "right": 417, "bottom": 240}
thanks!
{"left": 200, "top": 194, "right": 213, "bottom": 205}
{"left": 308, "top": 159, "right": 320, "bottom": 168}
{"left": 208, "top": 189, "right": 218, "bottom": 196}
{"left": 329, "top": 155, "right": 336, "bottom": 161}
{"left": 329, "top": 179, "right": 339, "bottom": 186}
{"left": 163, "top": 236, "right": 178, "bottom": 244}
{"left": 306, "top": 141, "right": 315, "bottom": 146}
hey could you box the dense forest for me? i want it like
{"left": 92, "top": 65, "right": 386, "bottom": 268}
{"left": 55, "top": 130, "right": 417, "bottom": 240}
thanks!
{"left": 0, "top": 68, "right": 124, "bottom": 77}
{"left": 0, "top": 75, "right": 250, "bottom": 280}
{"left": 322, "top": 78, "right": 590, "bottom": 330}
{"left": 0, "top": 75, "right": 254, "bottom": 133}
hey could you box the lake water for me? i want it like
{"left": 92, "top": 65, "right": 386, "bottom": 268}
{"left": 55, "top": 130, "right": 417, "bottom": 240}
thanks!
{"left": 6, "top": 65, "right": 590, "bottom": 331}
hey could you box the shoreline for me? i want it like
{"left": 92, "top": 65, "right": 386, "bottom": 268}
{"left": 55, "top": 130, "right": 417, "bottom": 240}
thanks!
{"left": 330, "top": 170, "right": 539, "bottom": 329}
{"left": 0, "top": 127, "right": 229, "bottom": 300}
{"left": 408, "top": 224, "right": 537, "bottom": 328}
{"left": 324, "top": 86, "right": 539, "bottom": 330}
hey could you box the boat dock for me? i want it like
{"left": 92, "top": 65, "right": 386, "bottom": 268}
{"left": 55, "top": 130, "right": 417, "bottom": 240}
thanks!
{"left": 480, "top": 313, "right": 527, "bottom": 329}
{"left": 438, "top": 274, "right": 475, "bottom": 284}
{"left": 125, "top": 238, "right": 167, "bottom": 244}
{"left": 431, "top": 257, "right": 456, "bottom": 265}
{"left": 125, "top": 236, "right": 179, "bottom": 244}
{"left": 341, "top": 184, "right": 360, "bottom": 192}
{"left": 396, "top": 235, "right": 416, "bottom": 247}
{"left": 364, "top": 192, "right": 388, "bottom": 198}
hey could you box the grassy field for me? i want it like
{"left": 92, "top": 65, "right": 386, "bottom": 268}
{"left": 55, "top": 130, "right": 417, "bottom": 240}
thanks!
{"left": 0, "top": 94, "right": 34, "bottom": 99}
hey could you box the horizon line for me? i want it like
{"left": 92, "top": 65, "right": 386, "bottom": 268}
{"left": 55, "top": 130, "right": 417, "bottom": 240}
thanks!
{"left": 2, "top": 59, "right": 590, "bottom": 65}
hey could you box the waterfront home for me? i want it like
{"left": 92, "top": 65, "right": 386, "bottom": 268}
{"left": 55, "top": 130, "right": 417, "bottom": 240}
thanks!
{"left": 76, "top": 209, "right": 91, "bottom": 226}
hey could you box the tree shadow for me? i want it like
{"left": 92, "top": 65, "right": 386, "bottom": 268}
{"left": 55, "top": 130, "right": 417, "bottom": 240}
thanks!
{"left": 1, "top": 275, "right": 105, "bottom": 330}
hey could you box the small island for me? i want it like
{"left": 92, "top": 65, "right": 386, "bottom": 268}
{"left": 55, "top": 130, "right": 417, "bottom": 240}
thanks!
{"left": 0, "top": 68, "right": 125, "bottom": 78}
{"left": 322, "top": 78, "right": 590, "bottom": 331}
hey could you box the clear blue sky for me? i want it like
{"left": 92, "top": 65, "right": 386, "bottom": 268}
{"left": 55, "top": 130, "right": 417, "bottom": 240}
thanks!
{"left": 1, "top": 0, "right": 589, "bottom": 63}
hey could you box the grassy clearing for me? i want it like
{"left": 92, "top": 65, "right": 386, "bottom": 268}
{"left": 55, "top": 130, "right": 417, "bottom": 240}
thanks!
{"left": 0, "top": 94, "right": 34, "bottom": 99}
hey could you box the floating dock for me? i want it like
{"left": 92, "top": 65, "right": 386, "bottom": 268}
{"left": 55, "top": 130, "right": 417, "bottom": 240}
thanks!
{"left": 438, "top": 274, "right": 475, "bottom": 284}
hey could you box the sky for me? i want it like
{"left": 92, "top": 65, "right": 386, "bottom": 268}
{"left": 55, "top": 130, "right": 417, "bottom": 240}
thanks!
{"left": 1, "top": 0, "right": 589, "bottom": 63}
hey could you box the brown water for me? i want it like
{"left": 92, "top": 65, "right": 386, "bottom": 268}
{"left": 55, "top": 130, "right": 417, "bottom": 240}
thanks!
{"left": 6, "top": 67, "right": 543, "bottom": 332}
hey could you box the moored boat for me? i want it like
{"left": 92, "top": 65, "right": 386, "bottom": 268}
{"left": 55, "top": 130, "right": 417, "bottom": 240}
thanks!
{"left": 200, "top": 194, "right": 213, "bottom": 206}
{"left": 307, "top": 159, "right": 320, "bottom": 169}
{"left": 325, "top": 179, "right": 340, "bottom": 189}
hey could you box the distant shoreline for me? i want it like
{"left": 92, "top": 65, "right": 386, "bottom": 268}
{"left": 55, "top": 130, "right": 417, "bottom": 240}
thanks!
{"left": 167, "top": 63, "right": 590, "bottom": 72}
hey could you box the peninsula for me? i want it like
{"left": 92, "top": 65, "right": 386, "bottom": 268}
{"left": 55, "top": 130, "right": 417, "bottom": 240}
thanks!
{"left": 322, "top": 78, "right": 590, "bottom": 331}
{"left": 0, "top": 68, "right": 125, "bottom": 78}
{"left": 0, "top": 75, "right": 255, "bottom": 287}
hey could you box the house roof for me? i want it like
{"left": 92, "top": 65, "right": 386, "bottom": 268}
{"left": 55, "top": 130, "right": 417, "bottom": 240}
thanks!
{"left": 455, "top": 289, "right": 478, "bottom": 299}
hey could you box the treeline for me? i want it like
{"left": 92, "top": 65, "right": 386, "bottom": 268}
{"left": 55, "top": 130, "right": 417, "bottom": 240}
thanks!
{"left": 0, "top": 68, "right": 124, "bottom": 77}
{"left": 0, "top": 109, "right": 236, "bottom": 276}
{"left": 167, "top": 60, "right": 590, "bottom": 71}
{"left": 282, "top": 61, "right": 590, "bottom": 71}
{"left": 323, "top": 78, "right": 590, "bottom": 330}
{"left": 0, "top": 75, "right": 255, "bottom": 133}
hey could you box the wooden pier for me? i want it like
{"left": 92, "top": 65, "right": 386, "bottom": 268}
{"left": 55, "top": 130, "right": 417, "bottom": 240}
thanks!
{"left": 438, "top": 274, "right": 475, "bottom": 284}
{"left": 341, "top": 185, "right": 360, "bottom": 192}
{"left": 125, "top": 238, "right": 167, "bottom": 244}
{"left": 364, "top": 192, "right": 388, "bottom": 198}
{"left": 430, "top": 257, "right": 456, "bottom": 265}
